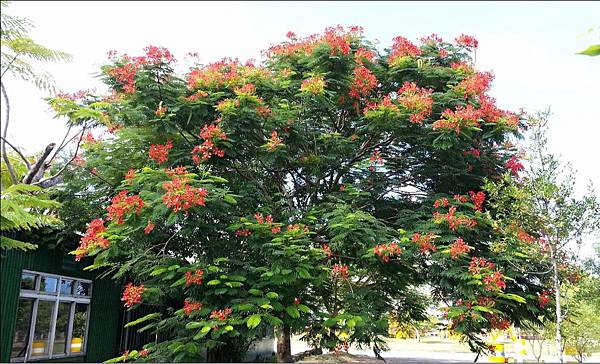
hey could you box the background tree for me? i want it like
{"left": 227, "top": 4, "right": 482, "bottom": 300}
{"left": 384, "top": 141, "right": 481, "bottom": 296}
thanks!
{"left": 51, "top": 28, "right": 554, "bottom": 362}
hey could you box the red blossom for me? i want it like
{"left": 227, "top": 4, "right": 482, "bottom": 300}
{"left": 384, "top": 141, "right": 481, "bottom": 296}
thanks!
{"left": 271, "top": 226, "right": 281, "bottom": 234}
{"left": 538, "top": 290, "right": 551, "bottom": 308}
{"left": 433, "top": 206, "right": 477, "bottom": 231}
{"left": 455, "top": 72, "right": 493, "bottom": 97}
{"left": 210, "top": 307, "right": 233, "bottom": 321}
{"left": 74, "top": 218, "right": 109, "bottom": 261}
{"left": 266, "top": 130, "right": 284, "bottom": 151}
{"left": 125, "top": 169, "right": 136, "bottom": 180}
{"left": 373, "top": 242, "right": 402, "bottom": 262}
{"left": 451, "top": 61, "right": 475, "bottom": 74}
{"left": 464, "top": 148, "right": 481, "bottom": 158}
{"left": 412, "top": 232, "right": 438, "bottom": 253}
{"left": 108, "top": 62, "right": 139, "bottom": 93}
{"left": 183, "top": 299, "right": 203, "bottom": 315}
{"left": 453, "top": 194, "right": 468, "bottom": 203}
{"left": 161, "top": 177, "right": 208, "bottom": 213}
{"left": 143, "top": 45, "right": 175, "bottom": 65}
{"left": 355, "top": 48, "right": 375, "bottom": 64}
{"left": 144, "top": 220, "right": 155, "bottom": 234}
{"left": 235, "top": 229, "right": 252, "bottom": 237}
{"left": 483, "top": 271, "right": 507, "bottom": 291}
{"left": 332, "top": 263, "right": 349, "bottom": 279}
{"left": 323, "top": 26, "right": 351, "bottom": 56}
{"left": 397, "top": 82, "right": 434, "bottom": 124}
{"left": 322, "top": 244, "right": 333, "bottom": 257}
{"left": 486, "top": 313, "right": 510, "bottom": 330}
{"left": 300, "top": 75, "right": 325, "bottom": 94}
{"left": 107, "top": 190, "right": 145, "bottom": 225}
{"left": 389, "top": 36, "right": 422, "bottom": 65}
{"left": 517, "top": 229, "right": 535, "bottom": 243}
{"left": 234, "top": 83, "right": 257, "bottom": 96}
{"left": 420, "top": 33, "right": 443, "bottom": 45}
{"left": 455, "top": 34, "right": 479, "bottom": 49}
{"left": 139, "top": 349, "right": 149, "bottom": 358}
{"left": 294, "top": 297, "right": 301, "bottom": 305}
{"left": 121, "top": 283, "right": 145, "bottom": 308}
{"left": 149, "top": 140, "right": 173, "bottom": 165}
{"left": 449, "top": 238, "right": 472, "bottom": 259}
{"left": 468, "top": 191, "right": 486, "bottom": 212}
{"left": 185, "top": 269, "right": 204, "bottom": 286}
{"left": 505, "top": 155, "right": 524, "bottom": 176}
{"left": 433, "top": 197, "right": 450, "bottom": 208}
{"left": 83, "top": 132, "right": 100, "bottom": 145}
{"left": 165, "top": 166, "right": 188, "bottom": 177}
{"left": 433, "top": 105, "right": 482, "bottom": 134}
{"left": 468, "top": 257, "right": 496, "bottom": 275}
{"left": 349, "top": 65, "right": 377, "bottom": 99}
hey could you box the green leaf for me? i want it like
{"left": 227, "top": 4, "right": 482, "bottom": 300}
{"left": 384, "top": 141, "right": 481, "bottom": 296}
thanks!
{"left": 285, "top": 306, "right": 300, "bottom": 318}
{"left": 247, "top": 314, "right": 262, "bottom": 329}
{"left": 266, "top": 292, "right": 279, "bottom": 299}
{"left": 296, "top": 267, "right": 311, "bottom": 279}
{"left": 500, "top": 293, "right": 527, "bottom": 303}
{"left": 124, "top": 313, "right": 161, "bottom": 328}
{"left": 207, "top": 279, "right": 221, "bottom": 286}
{"left": 185, "top": 321, "right": 203, "bottom": 329}
{"left": 249, "top": 288, "right": 263, "bottom": 296}
{"left": 577, "top": 44, "right": 600, "bottom": 56}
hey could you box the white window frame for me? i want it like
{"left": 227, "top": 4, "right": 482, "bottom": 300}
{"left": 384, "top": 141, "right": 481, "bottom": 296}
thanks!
{"left": 11, "top": 270, "right": 92, "bottom": 362}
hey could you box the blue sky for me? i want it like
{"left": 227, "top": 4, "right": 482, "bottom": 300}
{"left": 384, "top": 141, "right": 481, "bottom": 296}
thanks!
{"left": 3, "top": 1, "right": 599, "bottom": 198}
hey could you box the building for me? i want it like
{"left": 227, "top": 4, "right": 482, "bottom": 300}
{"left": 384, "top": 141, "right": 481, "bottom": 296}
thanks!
{"left": 1, "top": 245, "right": 123, "bottom": 362}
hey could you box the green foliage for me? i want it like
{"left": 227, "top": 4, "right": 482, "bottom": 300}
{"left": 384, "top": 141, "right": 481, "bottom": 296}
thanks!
{"left": 1, "top": 183, "right": 61, "bottom": 250}
{"left": 577, "top": 44, "right": 600, "bottom": 56}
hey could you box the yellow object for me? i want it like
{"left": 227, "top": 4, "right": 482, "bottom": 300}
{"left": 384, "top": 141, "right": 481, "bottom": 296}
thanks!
{"left": 70, "top": 337, "right": 83, "bottom": 353}
{"left": 489, "top": 343, "right": 506, "bottom": 363}
{"left": 32, "top": 340, "right": 46, "bottom": 356}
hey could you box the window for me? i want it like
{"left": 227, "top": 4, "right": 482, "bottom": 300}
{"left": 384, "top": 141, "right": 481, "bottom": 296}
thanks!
{"left": 10, "top": 270, "right": 92, "bottom": 362}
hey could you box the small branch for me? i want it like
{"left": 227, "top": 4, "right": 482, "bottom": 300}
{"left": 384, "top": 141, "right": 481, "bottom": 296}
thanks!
{"left": 1, "top": 81, "right": 18, "bottom": 185}
{"left": 0, "top": 135, "right": 31, "bottom": 168}
{"left": 22, "top": 143, "right": 56, "bottom": 184}
{"left": 1, "top": 54, "right": 19, "bottom": 78}
{"left": 46, "top": 124, "right": 73, "bottom": 165}
{"left": 33, "top": 125, "right": 87, "bottom": 187}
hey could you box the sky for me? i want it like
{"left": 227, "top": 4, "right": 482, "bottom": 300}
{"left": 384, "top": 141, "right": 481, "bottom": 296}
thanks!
{"left": 2, "top": 1, "right": 600, "bottom": 249}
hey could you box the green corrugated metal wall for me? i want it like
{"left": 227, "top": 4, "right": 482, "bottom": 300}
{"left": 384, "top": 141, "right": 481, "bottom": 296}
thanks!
{"left": 1, "top": 246, "right": 123, "bottom": 362}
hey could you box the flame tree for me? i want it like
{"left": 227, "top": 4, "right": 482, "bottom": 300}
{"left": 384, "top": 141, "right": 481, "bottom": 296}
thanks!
{"left": 50, "top": 27, "right": 553, "bottom": 362}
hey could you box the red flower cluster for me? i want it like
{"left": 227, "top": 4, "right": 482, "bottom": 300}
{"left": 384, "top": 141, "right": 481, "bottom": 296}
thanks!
{"left": 451, "top": 61, "right": 475, "bottom": 75}
{"left": 139, "top": 349, "right": 149, "bottom": 358}
{"left": 187, "top": 90, "right": 209, "bottom": 101}
{"left": 538, "top": 290, "right": 551, "bottom": 308}
{"left": 388, "top": 36, "right": 422, "bottom": 65}
{"left": 322, "top": 244, "right": 333, "bottom": 257}
{"left": 186, "top": 58, "right": 242, "bottom": 89}
{"left": 455, "top": 34, "right": 479, "bottom": 49}
{"left": 464, "top": 148, "right": 481, "bottom": 158}
{"left": 455, "top": 72, "right": 493, "bottom": 97}
{"left": 468, "top": 191, "right": 486, "bottom": 212}
{"left": 397, "top": 82, "right": 434, "bottom": 124}
{"left": 256, "top": 105, "right": 272, "bottom": 118}
{"left": 74, "top": 218, "right": 109, "bottom": 261}
{"left": 450, "top": 238, "right": 472, "bottom": 259}
{"left": 294, "top": 297, "right": 301, "bottom": 305}
{"left": 165, "top": 166, "right": 188, "bottom": 177}
{"left": 482, "top": 271, "right": 506, "bottom": 291}
{"left": 517, "top": 229, "right": 535, "bottom": 243}
{"left": 323, "top": 26, "right": 352, "bottom": 56}
{"left": 185, "top": 269, "right": 204, "bottom": 286}
{"left": 161, "top": 177, "right": 208, "bottom": 213}
{"left": 235, "top": 229, "right": 252, "bottom": 237}
{"left": 355, "top": 48, "right": 375, "bottom": 63}
{"left": 433, "top": 105, "right": 481, "bottom": 134}
{"left": 108, "top": 62, "right": 139, "bottom": 93}
{"left": 107, "top": 190, "right": 145, "bottom": 224}
{"left": 433, "top": 197, "right": 450, "bottom": 208}
{"left": 505, "top": 155, "right": 524, "bottom": 176}
{"left": 486, "top": 313, "right": 510, "bottom": 330}
{"left": 433, "top": 206, "right": 477, "bottom": 231}
{"left": 363, "top": 96, "right": 400, "bottom": 115}
{"left": 373, "top": 242, "right": 402, "bottom": 262}
{"left": 192, "top": 124, "right": 227, "bottom": 164}
{"left": 149, "top": 140, "right": 173, "bottom": 165}
{"left": 73, "top": 155, "right": 86, "bottom": 167}
{"left": 254, "top": 212, "right": 280, "bottom": 233}
{"left": 143, "top": 45, "right": 175, "bottom": 65}
{"left": 349, "top": 66, "right": 377, "bottom": 99}
{"left": 210, "top": 307, "right": 233, "bottom": 321}
{"left": 125, "top": 169, "right": 136, "bottom": 180}
{"left": 420, "top": 33, "right": 443, "bottom": 45}
{"left": 144, "top": 220, "right": 155, "bottom": 234}
{"left": 412, "top": 232, "right": 438, "bottom": 253}
{"left": 122, "top": 283, "right": 145, "bottom": 308}
{"left": 453, "top": 194, "right": 468, "bottom": 203}
{"left": 332, "top": 264, "right": 349, "bottom": 278}
{"left": 468, "top": 257, "right": 495, "bottom": 275}
{"left": 234, "top": 83, "right": 257, "bottom": 96}
{"left": 266, "top": 130, "right": 284, "bottom": 151}
{"left": 183, "top": 299, "right": 203, "bottom": 315}
{"left": 83, "top": 132, "right": 100, "bottom": 145}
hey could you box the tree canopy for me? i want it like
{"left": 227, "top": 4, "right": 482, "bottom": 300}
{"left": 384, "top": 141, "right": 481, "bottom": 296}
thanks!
{"left": 50, "top": 26, "right": 554, "bottom": 362}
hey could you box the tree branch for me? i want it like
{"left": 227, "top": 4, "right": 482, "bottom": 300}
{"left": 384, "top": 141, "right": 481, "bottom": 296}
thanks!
{"left": 0, "top": 135, "right": 31, "bottom": 169}
{"left": 1, "top": 81, "right": 18, "bottom": 185}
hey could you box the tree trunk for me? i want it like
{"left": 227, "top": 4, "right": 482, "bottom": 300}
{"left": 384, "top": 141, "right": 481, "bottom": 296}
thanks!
{"left": 276, "top": 324, "right": 292, "bottom": 363}
{"left": 553, "top": 258, "right": 563, "bottom": 363}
